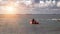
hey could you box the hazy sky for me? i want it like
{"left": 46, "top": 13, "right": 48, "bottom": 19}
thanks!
{"left": 0, "top": 0, "right": 60, "bottom": 14}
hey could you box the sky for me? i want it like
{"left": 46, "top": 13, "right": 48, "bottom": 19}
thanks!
{"left": 0, "top": 0, "right": 60, "bottom": 14}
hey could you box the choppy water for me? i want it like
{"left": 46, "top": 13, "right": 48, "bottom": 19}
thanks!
{"left": 0, "top": 14, "right": 60, "bottom": 34}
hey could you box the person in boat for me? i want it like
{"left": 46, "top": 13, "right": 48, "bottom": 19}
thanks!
{"left": 30, "top": 18, "right": 39, "bottom": 24}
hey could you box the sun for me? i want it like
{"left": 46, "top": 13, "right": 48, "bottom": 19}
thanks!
{"left": 3, "top": 2, "right": 18, "bottom": 14}
{"left": 5, "top": 6, "right": 16, "bottom": 14}
{"left": 6, "top": 6, "right": 14, "bottom": 11}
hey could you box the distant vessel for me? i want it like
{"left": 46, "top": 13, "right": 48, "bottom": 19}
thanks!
{"left": 30, "top": 19, "right": 39, "bottom": 24}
